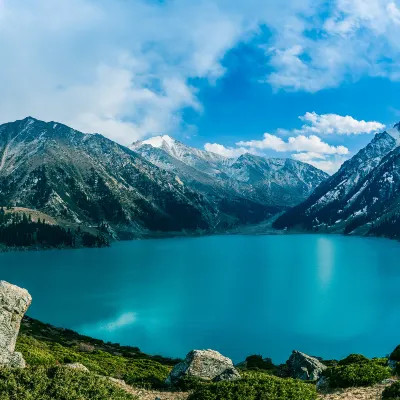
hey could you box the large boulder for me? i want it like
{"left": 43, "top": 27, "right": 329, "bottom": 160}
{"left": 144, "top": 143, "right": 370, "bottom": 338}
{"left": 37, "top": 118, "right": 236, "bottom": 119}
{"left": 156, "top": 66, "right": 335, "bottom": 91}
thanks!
{"left": 287, "top": 350, "right": 327, "bottom": 381}
{"left": 0, "top": 281, "right": 32, "bottom": 368}
{"left": 165, "top": 349, "right": 241, "bottom": 385}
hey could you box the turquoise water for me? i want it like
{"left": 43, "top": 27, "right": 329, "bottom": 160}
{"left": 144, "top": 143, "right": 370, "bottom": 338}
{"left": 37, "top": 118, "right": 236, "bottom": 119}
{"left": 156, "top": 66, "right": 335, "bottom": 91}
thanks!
{"left": 1, "top": 234, "right": 400, "bottom": 364}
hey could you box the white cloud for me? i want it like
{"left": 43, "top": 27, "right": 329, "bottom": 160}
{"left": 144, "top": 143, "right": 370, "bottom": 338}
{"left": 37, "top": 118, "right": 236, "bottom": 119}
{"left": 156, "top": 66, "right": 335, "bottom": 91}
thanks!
{"left": 291, "top": 152, "right": 327, "bottom": 162}
{"left": 237, "top": 134, "right": 349, "bottom": 155}
{"left": 303, "top": 158, "right": 348, "bottom": 174}
{"left": 203, "top": 112, "right": 383, "bottom": 173}
{"left": 291, "top": 152, "right": 348, "bottom": 174}
{"left": 298, "top": 112, "right": 385, "bottom": 135}
{"left": 204, "top": 143, "right": 250, "bottom": 158}
{"left": 0, "top": 0, "right": 248, "bottom": 144}
{"left": 264, "top": 0, "right": 400, "bottom": 92}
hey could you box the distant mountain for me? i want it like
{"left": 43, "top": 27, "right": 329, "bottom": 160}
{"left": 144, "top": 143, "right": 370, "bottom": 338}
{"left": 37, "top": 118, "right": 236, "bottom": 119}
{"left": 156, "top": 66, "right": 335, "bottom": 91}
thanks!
{"left": 273, "top": 124, "right": 400, "bottom": 238}
{"left": 131, "top": 135, "right": 329, "bottom": 209}
{"left": 0, "top": 118, "right": 221, "bottom": 234}
{"left": 0, "top": 118, "right": 328, "bottom": 237}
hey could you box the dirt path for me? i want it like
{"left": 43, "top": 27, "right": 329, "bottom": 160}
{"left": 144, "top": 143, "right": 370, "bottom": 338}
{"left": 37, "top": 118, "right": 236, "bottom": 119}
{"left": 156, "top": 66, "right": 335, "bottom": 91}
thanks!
{"left": 318, "top": 384, "right": 388, "bottom": 400}
{"left": 110, "top": 380, "right": 189, "bottom": 400}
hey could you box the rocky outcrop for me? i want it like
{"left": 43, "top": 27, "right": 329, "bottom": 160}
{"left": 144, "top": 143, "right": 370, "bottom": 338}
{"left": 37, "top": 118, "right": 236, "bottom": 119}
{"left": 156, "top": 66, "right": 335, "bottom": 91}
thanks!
{"left": 0, "top": 281, "right": 32, "bottom": 368}
{"left": 63, "top": 363, "right": 89, "bottom": 372}
{"left": 287, "top": 350, "right": 327, "bottom": 381}
{"left": 165, "top": 349, "right": 241, "bottom": 385}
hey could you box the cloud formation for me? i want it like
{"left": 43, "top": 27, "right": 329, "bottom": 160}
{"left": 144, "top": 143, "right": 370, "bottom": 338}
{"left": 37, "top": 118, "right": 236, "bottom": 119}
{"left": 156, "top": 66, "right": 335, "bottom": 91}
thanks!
{"left": 204, "top": 112, "right": 386, "bottom": 173}
{"left": 237, "top": 134, "right": 349, "bottom": 155}
{"left": 204, "top": 143, "right": 249, "bottom": 158}
{"left": 265, "top": 0, "right": 400, "bottom": 92}
{"left": 0, "top": 0, "right": 247, "bottom": 144}
{"left": 298, "top": 113, "right": 385, "bottom": 135}
{"left": 0, "top": 0, "right": 396, "bottom": 146}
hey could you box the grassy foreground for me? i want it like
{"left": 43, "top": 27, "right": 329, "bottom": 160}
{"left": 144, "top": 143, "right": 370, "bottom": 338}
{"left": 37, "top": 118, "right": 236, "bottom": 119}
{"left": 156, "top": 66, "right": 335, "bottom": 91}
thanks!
{"left": 3, "top": 316, "right": 397, "bottom": 400}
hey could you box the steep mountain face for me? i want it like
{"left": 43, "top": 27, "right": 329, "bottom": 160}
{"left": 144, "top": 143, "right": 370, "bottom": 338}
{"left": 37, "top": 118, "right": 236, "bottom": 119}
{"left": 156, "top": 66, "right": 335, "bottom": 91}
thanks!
{"left": 131, "top": 136, "right": 329, "bottom": 209}
{"left": 0, "top": 118, "right": 329, "bottom": 236}
{"left": 0, "top": 118, "right": 221, "bottom": 233}
{"left": 226, "top": 154, "right": 329, "bottom": 207}
{"left": 273, "top": 126, "right": 400, "bottom": 237}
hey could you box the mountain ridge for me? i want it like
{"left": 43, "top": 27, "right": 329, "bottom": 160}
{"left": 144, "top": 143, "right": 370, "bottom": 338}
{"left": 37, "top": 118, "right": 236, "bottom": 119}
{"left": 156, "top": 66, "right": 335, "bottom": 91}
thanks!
{"left": 273, "top": 124, "right": 400, "bottom": 238}
{"left": 0, "top": 117, "right": 327, "bottom": 237}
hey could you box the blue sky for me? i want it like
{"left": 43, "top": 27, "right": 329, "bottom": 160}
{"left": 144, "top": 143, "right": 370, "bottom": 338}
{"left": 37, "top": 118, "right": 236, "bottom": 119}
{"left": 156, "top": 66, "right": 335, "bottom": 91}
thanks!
{"left": 1, "top": 0, "right": 400, "bottom": 173}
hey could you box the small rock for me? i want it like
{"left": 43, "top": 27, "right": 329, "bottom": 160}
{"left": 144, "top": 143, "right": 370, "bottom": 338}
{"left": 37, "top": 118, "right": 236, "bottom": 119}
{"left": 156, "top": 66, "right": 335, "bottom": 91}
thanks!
{"left": 108, "top": 377, "right": 126, "bottom": 386}
{"left": 316, "top": 376, "right": 330, "bottom": 390}
{"left": 388, "top": 360, "right": 397, "bottom": 370}
{"left": 382, "top": 378, "right": 397, "bottom": 385}
{"left": 213, "top": 367, "right": 241, "bottom": 382}
{"left": 287, "top": 350, "right": 327, "bottom": 381}
{"left": 63, "top": 363, "right": 89, "bottom": 372}
{"left": 165, "top": 349, "right": 241, "bottom": 385}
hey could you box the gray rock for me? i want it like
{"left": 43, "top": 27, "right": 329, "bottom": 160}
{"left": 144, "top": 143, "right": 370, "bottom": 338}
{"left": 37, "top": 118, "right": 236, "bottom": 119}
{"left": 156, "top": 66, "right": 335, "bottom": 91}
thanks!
{"left": 213, "top": 367, "right": 241, "bottom": 382}
{"left": 165, "top": 349, "right": 241, "bottom": 385}
{"left": 316, "top": 376, "right": 330, "bottom": 390}
{"left": 287, "top": 350, "right": 327, "bottom": 381}
{"left": 108, "top": 377, "right": 126, "bottom": 386}
{"left": 382, "top": 378, "right": 397, "bottom": 385}
{"left": 388, "top": 360, "right": 397, "bottom": 370}
{"left": 63, "top": 363, "right": 89, "bottom": 372}
{"left": 0, "top": 281, "right": 31, "bottom": 368}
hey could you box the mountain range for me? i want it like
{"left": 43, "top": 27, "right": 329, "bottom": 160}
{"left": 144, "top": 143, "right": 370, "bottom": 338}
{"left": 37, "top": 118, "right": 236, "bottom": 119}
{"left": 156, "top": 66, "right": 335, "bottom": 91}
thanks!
{"left": 0, "top": 117, "right": 328, "bottom": 237}
{"left": 273, "top": 124, "right": 400, "bottom": 239}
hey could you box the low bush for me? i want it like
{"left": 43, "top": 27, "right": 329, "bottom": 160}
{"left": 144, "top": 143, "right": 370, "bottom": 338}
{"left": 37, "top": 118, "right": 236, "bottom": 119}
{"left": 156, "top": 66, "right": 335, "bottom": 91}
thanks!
{"left": 244, "top": 355, "right": 274, "bottom": 371}
{"left": 382, "top": 380, "right": 400, "bottom": 399}
{"left": 16, "top": 335, "right": 171, "bottom": 389}
{"left": 325, "top": 361, "right": 390, "bottom": 388}
{"left": 390, "top": 345, "right": 400, "bottom": 362}
{"left": 0, "top": 366, "right": 136, "bottom": 400}
{"left": 337, "top": 354, "right": 369, "bottom": 366}
{"left": 187, "top": 373, "right": 317, "bottom": 400}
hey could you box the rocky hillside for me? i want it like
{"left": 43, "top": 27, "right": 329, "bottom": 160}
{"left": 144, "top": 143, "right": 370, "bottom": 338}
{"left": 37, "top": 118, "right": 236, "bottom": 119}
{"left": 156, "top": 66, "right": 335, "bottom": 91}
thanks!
{"left": 273, "top": 124, "right": 400, "bottom": 238}
{"left": 0, "top": 118, "right": 328, "bottom": 237}
{"left": 132, "top": 135, "right": 328, "bottom": 209}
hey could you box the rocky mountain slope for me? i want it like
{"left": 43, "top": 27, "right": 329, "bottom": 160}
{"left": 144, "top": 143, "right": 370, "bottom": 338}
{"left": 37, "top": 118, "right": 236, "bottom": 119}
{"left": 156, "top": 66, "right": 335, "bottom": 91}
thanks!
{"left": 273, "top": 125, "right": 400, "bottom": 238}
{"left": 0, "top": 117, "right": 220, "bottom": 234}
{"left": 132, "top": 135, "right": 328, "bottom": 209}
{"left": 0, "top": 118, "right": 328, "bottom": 236}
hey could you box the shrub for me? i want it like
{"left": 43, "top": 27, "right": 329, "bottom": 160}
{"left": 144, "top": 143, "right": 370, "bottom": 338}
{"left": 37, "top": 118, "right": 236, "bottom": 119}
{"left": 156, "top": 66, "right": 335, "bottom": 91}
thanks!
{"left": 390, "top": 345, "right": 400, "bottom": 362}
{"left": 187, "top": 374, "right": 317, "bottom": 400}
{"left": 0, "top": 366, "right": 136, "bottom": 400}
{"left": 382, "top": 380, "right": 400, "bottom": 399}
{"left": 16, "top": 334, "right": 171, "bottom": 389}
{"left": 325, "top": 362, "right": 390, "bottom": 388}
{"left": 245, "top": 355, "right": 274, "bottom": 371}
{"left": 338, "top": 354, "right": 369, "bottom": 366}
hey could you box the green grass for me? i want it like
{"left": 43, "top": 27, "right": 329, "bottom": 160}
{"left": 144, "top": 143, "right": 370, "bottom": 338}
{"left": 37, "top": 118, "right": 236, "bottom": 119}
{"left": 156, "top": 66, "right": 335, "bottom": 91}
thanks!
{"left": 0, "top": 366, "right": 136, "bottom": 400}
{"left": 16, "top": 335, "right": 171, "bottom": 389}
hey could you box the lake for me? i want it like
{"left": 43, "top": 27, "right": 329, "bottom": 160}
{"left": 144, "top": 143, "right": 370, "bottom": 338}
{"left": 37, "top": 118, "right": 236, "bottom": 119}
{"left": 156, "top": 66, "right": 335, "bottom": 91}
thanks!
{"left": 1, "top": 234, "right": 399, "bottom": 364}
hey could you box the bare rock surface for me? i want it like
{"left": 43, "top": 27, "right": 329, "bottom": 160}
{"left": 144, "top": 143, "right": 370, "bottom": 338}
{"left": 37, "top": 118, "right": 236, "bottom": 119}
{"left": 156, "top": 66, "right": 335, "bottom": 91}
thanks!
{"left": 0, "top": 280, "right": 31, "bottom": 368}
{"left": 63, "top": 363, "right": 89, "bottom": 372}
{"left": 287, "top": 350, "right": 327, "bottom": 381}
{"left": 166, "top": 349, "right": 240, "bottom": 385}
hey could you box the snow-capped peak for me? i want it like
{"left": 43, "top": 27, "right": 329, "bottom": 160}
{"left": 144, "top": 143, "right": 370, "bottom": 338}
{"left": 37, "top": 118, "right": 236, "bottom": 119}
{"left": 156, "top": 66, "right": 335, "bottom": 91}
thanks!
{"left": 141, "top": 135, "right": 176, "bottom": 149}
{"left": 386, "top": 122, "right": 400, "bottom": 146}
